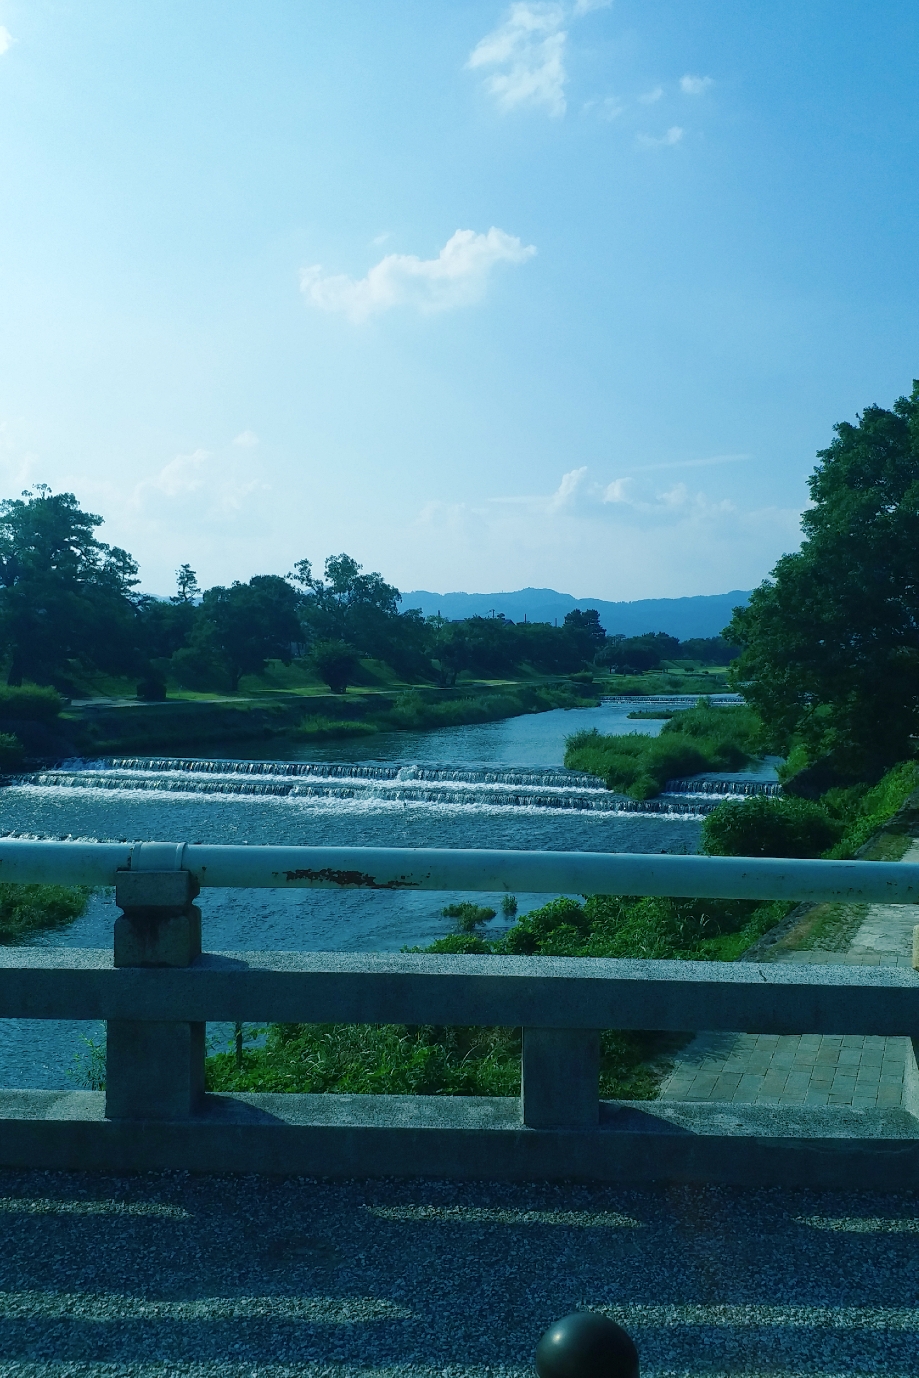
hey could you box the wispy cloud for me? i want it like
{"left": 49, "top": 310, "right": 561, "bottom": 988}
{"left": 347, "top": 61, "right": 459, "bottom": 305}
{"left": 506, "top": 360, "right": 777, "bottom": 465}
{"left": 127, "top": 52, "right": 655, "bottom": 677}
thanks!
{"left": 0, "top": 27, "right": 14, "bottom": 56}
{"left": 637, "top": 125, "right": 683, "bottom": 148}
{"left": 144, "top": 449, "right": 210, "bottom": 499}
{"left": 300, "top": 228, "right": 536, "bottom": 324}
{"left": 680, "top": 74, "right": 713, "bottom": 95}
{"left": 131, "top": 449, "right": 261, "bottom": 515}
{"left": 638, "top": 85, "right": 663, "bottom": 105}
{"left": 583, "top": 95, "right": 623, "bottom": 120}
{"left": 409, "top": 466, "right": 801, "bottom": 598}
{"left": 232, "top": 430, "right": 259, "bottom": 448}
{"left": 467, "top": 3, "right": 568, "bottom": 117}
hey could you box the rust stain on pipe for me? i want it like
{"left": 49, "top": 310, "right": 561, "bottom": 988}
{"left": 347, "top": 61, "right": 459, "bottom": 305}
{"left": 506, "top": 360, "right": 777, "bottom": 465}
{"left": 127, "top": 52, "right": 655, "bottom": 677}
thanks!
{"left": 281, "top": 867, "right": 422, "bottom": 889}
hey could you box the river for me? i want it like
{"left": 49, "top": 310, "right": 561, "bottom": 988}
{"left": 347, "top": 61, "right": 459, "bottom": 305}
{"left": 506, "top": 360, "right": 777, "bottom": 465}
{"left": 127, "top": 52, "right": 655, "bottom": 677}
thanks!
{"left": 0, "top": 696, "right": 777, "bottom": 1087}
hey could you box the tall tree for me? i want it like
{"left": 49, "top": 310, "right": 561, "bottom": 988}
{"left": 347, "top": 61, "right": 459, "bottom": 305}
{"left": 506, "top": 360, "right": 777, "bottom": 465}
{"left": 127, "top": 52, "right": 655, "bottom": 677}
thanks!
{"left": 293, "top": 554, "right": 401, "bottom": 661}
{"left": 0, "top": 487, "right": 141, "bottom": 687}
{"left": 192, "top": 575, "right": 302, "bottom": 691}
{"left": 726, "top": 380, "right": 919, "bottom": 769}
{"left": 171, "top": 564, "right": 200, "bottom": 604}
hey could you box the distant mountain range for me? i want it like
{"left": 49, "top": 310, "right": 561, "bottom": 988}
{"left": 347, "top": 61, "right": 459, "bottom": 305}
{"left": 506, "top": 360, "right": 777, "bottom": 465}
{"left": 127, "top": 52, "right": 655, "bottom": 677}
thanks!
{"left": 402, "top": 588, "right": 751, "bottom": 640}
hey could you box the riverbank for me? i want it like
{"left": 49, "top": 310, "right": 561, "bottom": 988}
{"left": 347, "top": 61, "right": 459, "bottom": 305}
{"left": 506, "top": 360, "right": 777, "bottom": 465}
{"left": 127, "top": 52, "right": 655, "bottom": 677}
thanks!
{"left": 27, "top": 679, "right": 600, "bottom": 760}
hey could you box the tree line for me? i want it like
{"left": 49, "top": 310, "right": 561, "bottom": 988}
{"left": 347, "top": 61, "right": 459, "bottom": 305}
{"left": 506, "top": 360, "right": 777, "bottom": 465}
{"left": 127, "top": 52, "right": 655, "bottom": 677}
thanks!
{"left": 0, "top": 486, "right": 735, "bottom": 698}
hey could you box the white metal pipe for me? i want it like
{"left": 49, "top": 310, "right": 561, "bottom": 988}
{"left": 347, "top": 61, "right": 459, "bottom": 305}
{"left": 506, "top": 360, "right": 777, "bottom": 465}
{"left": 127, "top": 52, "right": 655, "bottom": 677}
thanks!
{"left": 0, "top": 838, "right": 917, "bottom": 903}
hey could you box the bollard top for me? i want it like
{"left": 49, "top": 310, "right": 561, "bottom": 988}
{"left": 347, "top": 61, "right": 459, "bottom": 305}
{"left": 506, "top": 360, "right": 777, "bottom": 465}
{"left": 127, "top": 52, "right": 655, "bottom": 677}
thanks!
{"left": 535, "top": 1311, "right": 639, "bottom": 1378}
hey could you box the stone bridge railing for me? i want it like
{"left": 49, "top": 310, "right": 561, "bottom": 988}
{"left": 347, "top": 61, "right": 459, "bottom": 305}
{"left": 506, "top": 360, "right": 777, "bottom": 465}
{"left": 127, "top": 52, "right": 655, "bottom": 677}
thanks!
{"left": 2, "top": 840, "right": 919, "bottom": 1187}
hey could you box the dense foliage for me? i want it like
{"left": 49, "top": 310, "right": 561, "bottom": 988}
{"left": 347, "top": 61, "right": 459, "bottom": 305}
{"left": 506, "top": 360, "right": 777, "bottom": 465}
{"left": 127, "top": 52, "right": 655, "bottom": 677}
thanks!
{"left": 700, "top": 795, "right": 842, "bottom": 859}
{"left": 565, "top": 701, "right": 761, "bottom": 798}
{"left": 727, "top": 380, "right": 919, "bottom": 771}
{"left": 0, "top": 489, "right": 738, "bottom": 695}
{"left": 0, "top": 488, "right": 142, "bottom": 690}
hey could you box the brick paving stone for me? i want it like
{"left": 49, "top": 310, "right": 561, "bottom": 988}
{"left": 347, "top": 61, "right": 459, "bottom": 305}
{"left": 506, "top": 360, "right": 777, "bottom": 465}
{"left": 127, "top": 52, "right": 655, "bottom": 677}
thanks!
{"left": 657, "top": 841, "right": 919, "bottom": 1111}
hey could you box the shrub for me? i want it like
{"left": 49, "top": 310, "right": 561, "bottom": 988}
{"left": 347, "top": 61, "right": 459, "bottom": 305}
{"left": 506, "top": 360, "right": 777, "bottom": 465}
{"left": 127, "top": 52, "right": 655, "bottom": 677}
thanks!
{"left": 441, "top": 901, "right": 497, "bottom": 930}
{"left": 0, "top": 685, "right": 65, "bottom": 721}
{"left": 701, "top": 794, "right": 842, "bottom": 858}
{"left": 501, "top": 894, "right": 518, "bottom": 917}
{"left": 136, "top": 671, "right": 167, "bottom": 701}
{"left": 311, "top": 641, "right": 360, "bottom": 694}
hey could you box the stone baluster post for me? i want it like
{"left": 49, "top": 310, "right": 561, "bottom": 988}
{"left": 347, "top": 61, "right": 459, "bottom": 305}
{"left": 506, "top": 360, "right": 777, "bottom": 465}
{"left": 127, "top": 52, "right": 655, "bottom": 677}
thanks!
{"left": 105, "top": 844, "right": 204, "bottom": 1121}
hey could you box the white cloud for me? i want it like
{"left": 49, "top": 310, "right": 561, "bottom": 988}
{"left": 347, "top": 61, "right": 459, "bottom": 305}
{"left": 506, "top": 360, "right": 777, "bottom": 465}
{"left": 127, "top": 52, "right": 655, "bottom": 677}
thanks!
{"left": 232, "top": 430, "right": 259, "bottom": 448}
{"left": 130, "top": 448, "right": 262, "bottom": 516}
{"left": 637, "top": 125, "right": 683, "bottom": 148}
{"left": 407, "top": 466, "right": 801, "bottom": 599}
{"left": 550, "top": 466, "right": 588, "bottom": 510}
{"left": 145, "top": 449, "right": 210, "bottom": 499}
{"left": 0, "top": 27, "right": 14, "bottom": 56}
{"left": 572, "top": 0, "right": 611, "bottom": 12}
{"left": 680, "top": 74, "right": 713, "bottom": 95}
{"left": 602, "top": 477, "right": 632, "bottom": 504}
{"left": 467, "top": 3, "right": 568, "bottom": 117}
{"left": 638, "top": 85, "right": 663, "bottom": 104}
{"left": 300, "top": 228, "right": 536, "bottom": 324}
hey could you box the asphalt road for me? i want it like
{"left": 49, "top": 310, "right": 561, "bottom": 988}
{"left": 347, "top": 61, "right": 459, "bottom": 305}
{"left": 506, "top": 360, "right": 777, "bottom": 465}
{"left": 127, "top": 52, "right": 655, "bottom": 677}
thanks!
{"left": 0, "top": 1169, "right": 917, "bottom": 1376}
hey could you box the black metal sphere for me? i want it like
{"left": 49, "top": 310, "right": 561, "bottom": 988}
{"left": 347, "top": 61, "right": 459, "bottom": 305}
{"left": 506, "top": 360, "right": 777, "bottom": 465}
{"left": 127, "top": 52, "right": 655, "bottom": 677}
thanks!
{"left": 535, "top": 1312, "right": 639, "bottom": 1378}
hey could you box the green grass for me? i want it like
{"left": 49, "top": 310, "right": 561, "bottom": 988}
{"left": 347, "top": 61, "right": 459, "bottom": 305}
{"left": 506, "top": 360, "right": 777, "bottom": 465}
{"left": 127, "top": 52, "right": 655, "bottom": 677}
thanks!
{"left": 822, "top": 761, "right": 919, "bottom": 857}
{"left": 205, "top": 1020, "right": 683, "bottom": 1101}
{"left": 375, "top": 684, "right": 598, "bottom": 733}
{"left": 204, "top": 891, "right": 786, "bottom": 1103}
{"left": 0, "top": 884, "right": 89, "bottom": 943}
{"left": 565, "top": 701, "right": 762, "bottom": 798}
{"left": 294, "top": 716, "right": 379, "bottom": 741}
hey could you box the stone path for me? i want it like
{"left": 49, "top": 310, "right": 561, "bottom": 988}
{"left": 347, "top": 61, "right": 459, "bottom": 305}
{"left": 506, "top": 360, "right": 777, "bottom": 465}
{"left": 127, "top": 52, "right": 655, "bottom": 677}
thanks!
{"left": 658, "top": 841, "right": 919, "bottom": 1110}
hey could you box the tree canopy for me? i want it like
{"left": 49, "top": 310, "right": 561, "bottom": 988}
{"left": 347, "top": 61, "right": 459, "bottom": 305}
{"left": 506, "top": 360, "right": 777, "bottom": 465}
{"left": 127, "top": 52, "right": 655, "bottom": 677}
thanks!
{"left": 0, "top": 487, "right": 141, "bottom": 688}
{"left": 726, "top": 380, "right": 919, "bottom": 770}
{"left": 0, "top": 488, "right": 737, "bottom": 695}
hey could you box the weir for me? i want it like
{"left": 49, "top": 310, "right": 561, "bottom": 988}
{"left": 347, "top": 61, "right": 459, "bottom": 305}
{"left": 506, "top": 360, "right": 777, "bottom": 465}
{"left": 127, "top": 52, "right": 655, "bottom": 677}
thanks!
{"left": 663, "top": 777, "right": 782, "bottom": 797}
{"left": 13, "top": 756, "right": 774, "bottom": 816}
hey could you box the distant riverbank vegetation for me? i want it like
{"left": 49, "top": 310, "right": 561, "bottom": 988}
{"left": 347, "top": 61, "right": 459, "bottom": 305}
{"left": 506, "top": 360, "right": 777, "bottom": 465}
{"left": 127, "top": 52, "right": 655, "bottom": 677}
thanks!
{"left": 0, "top": 488, "right": 738, "bottom": 710}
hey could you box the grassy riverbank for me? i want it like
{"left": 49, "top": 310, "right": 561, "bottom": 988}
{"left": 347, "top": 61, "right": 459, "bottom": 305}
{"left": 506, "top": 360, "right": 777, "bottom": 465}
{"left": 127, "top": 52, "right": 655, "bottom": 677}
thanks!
{"left": 0, "top": 884, "right": 89, "bottom": 943}
{"left": 564, "top": 700, "right": 762, "bottom": 798}
{"left": 59, "top": 679, "right": 599, "bottom": 758}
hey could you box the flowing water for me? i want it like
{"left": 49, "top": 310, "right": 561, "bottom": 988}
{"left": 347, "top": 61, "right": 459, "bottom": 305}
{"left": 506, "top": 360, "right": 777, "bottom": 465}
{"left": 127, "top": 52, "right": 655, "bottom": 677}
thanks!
{"left": 0, "top": 697, "right": 778, "bottom": 1087}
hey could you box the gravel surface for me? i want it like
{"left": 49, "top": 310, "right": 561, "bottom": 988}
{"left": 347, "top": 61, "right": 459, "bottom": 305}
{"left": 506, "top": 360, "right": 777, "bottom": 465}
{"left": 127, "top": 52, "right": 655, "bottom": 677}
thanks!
{"left": 0, "top": 1170, "right": 918, "bottom": 1376}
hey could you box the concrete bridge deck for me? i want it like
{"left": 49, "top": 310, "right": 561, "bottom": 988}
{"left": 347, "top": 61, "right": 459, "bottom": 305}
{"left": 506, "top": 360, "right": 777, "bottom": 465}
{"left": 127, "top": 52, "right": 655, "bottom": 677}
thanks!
{"left": 0, "top": 1167, "right": 917, "bottom": 1376}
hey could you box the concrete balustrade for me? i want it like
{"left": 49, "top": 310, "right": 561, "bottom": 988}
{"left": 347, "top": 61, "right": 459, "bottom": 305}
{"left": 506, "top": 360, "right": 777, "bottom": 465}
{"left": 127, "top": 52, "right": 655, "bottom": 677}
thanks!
{"left": 2, "top": 839, "right": 919, "bottom": 1186}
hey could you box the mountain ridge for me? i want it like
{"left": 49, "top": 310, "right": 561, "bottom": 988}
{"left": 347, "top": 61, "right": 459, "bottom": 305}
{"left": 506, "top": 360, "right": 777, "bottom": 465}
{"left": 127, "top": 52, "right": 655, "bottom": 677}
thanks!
{"left": 402, "top": 588, "right": 750, "bottom": 640}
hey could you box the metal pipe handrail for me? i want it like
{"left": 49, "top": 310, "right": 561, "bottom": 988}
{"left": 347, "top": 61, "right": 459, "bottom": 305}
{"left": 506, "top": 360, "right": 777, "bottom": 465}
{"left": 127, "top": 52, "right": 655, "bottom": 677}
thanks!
{"left": 0, "top": 838, "right": 918, "bottom": 903}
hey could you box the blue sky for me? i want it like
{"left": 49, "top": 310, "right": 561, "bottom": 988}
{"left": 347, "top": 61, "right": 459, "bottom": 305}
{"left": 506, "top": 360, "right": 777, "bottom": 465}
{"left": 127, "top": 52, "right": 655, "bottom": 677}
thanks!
{"left": 0, "top": 1, "right": 917, "bottom": 600}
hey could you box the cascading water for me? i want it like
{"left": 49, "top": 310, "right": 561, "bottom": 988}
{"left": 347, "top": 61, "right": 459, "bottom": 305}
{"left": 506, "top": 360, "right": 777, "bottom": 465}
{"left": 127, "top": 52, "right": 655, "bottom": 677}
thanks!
{"left": 19, "top": 757, "right": 725, "bottom": 816}
{"left": 663, "top": 777, "right": 783, "bottom": 798}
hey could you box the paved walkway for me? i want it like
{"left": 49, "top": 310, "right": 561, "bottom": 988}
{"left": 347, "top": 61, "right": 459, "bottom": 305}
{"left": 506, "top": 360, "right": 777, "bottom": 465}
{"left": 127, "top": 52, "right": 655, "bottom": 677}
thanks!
{"left": 658, "top": 841, "right": 919, "bottom": 1110}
